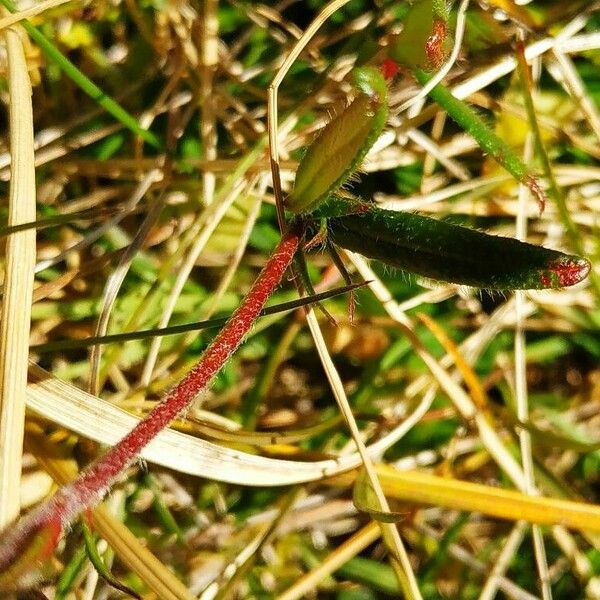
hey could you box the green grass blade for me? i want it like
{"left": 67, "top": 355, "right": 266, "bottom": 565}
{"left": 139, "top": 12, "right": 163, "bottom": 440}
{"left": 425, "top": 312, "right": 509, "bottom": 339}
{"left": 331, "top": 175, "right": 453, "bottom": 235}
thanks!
{"left": 31, "top": 283, "right": 364, "bottom": 353}
{"left": 0, "top": 0, "right": 161, "bottom": 148}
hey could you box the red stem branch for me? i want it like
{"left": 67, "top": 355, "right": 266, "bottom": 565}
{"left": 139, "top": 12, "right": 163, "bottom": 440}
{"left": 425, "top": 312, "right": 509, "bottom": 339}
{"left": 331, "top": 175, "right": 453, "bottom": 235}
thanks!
{"left": 0, "top": 228, "right": 301, "bottom": 577}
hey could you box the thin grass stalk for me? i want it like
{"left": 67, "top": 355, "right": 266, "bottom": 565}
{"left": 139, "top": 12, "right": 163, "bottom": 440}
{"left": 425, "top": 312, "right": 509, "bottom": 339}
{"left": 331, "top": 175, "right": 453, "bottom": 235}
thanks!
{"left": 375, "top": 467, "right": 600, "bottom": 532}
{"left": 212, "top": 489, "right": 299, "bottom": 600}
{"left": 305, "top": 309, "right": 422, "bottom": 600}
{"left": 451, "top": 12, "right": 589, "bottom": 100}
{"left": 515, "top": 45, "right": 552, "bottom": 600}
{"left": 479, "top": 521, "right": 529, "bottom": 600}
{"left": 551, "top": 525, "right": 599, "bottom": 591}
{"left": 200, "top": 0, "right": 219, "bottom": 206}
{"left": 89, "top": 172, "right": 163, "bottom": 396}
{"left": 277, "top": 522, "right": 380, "bottom": 600}
{"left": 32, "top": 285, "right": 360, "bottom": 354}
{"left": 0, "top": 26, "right": 36, "bottom": 527}
{"left": 549, "top": 49, "right": 600, "bottom": 145}
{"left": 34, "top": 163, "right": 163, "bottom": 274}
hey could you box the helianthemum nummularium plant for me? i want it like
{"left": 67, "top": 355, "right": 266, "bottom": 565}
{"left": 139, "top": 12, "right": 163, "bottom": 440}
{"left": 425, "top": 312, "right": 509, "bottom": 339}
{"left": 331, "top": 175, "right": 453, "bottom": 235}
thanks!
{"left": 0, "top": 0, "right": 592, "bottom": 593}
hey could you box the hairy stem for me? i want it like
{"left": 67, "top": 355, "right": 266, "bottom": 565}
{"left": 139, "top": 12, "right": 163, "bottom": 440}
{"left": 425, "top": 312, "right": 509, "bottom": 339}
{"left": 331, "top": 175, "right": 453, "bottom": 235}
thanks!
{"left": 0, "top": 229, "right": 301, "bottom": 583}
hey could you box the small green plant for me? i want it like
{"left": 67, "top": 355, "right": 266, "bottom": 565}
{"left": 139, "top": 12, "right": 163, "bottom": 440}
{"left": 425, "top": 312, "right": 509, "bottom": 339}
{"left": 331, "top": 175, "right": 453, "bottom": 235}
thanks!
{"left": 0, "top": 0, "right": 592, "bottom": 591}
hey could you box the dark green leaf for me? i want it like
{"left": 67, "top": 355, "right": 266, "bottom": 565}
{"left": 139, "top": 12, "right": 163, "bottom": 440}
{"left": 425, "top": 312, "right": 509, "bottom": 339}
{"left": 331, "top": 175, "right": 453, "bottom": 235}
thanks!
{"left": 329, "top": 205, "right": 590, "bottom": 290}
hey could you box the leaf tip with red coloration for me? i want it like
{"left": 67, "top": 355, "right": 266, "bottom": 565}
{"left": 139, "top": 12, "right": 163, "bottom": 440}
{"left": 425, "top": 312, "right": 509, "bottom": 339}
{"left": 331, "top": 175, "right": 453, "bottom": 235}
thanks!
{"left": 541, "top": 256, "right": 591, "bottom": 289}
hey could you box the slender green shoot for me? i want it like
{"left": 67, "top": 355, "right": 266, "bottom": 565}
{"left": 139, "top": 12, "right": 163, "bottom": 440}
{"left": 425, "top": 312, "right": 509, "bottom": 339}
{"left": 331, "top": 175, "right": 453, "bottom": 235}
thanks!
{"left": 81, "top": 523, "right": 141, "bottom": 599}
{"left": 515, "top": 40, "right": 599, "bottom": 294}
{"left": 30, "top": 284, "right": 363, "bottom": 353}
{"left": 0, "top": 0, "right": 161, "bottom": 148}
{"left": 413, "top": 68, "right": 546, "bottom": 212}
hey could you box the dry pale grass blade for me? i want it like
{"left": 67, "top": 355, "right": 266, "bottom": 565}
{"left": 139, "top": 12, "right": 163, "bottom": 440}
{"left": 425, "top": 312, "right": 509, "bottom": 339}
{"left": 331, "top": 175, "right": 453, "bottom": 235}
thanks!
{"left": 91, "top": 509, "right": 194, "bottom": 600}
{"left": 560, "top": 32, "right": 600, "bottom": 53}
{"left": 404, "top": 129, "right": 470, "bottom": 181}
{"left": 25, "top": 428, "right": 195, "bottom": 600}
{"left": 0, "top": 27, "right": 36, "bottom": 527}
{"left": 304, "top": 309, "right": 422, "bottom": 600}
{"left": 549, "top": 49, "right": 600, "bottom": 145}
{"left": 25, "top": 362, "right": 450, "bottom": 484}
{"left": 277, "top": 522, "right": 380, "bottom": 600}
{"left": 479, "top": 521, "right": 529, "bottom": 600}
{"left": 198, "top": 191, "right": 263, "bottom": 321}
{"left": 380, "top": 173, "right": 511, "bottom": 211}
{"left": 24, "top": 363, "right": 360, "bottom": 484}
{"left": 450, "top": 13, "right": 589, "bottom": 100}
{"left": 0, "top": 0, "right": 72, "bottom": 31}
{"left": 89, "top": 170, "right": 163, "bottom": 395}
{"left": 34, "top": 160, "right": 164, "bottom": 274}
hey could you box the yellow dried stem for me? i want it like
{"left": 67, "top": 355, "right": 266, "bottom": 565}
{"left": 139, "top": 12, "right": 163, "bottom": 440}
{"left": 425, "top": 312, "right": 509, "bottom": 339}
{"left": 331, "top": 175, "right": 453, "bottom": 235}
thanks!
{"left": 277, "top": 522, "right": 380, "bottom": 600}
{"left": 377, "top": 466, "right": 600, "bottom": 532}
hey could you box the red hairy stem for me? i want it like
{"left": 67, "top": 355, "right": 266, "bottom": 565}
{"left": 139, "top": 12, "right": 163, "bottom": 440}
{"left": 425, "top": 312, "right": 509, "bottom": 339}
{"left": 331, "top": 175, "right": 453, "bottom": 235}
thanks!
{"left": 0, "top": 228, "right": 301, "bottom": 581}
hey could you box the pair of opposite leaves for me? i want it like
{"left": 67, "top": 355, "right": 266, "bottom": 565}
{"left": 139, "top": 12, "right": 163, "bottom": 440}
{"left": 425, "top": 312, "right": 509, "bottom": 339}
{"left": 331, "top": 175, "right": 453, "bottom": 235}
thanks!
{"left": 285, "top": 41, "right": 590, "bottom": 291}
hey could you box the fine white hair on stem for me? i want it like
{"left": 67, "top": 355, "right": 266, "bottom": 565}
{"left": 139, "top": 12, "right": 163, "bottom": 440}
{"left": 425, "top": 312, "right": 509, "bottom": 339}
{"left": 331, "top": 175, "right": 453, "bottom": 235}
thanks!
{"left": 396, "top": 0, "right": 471, "bottom": 115}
